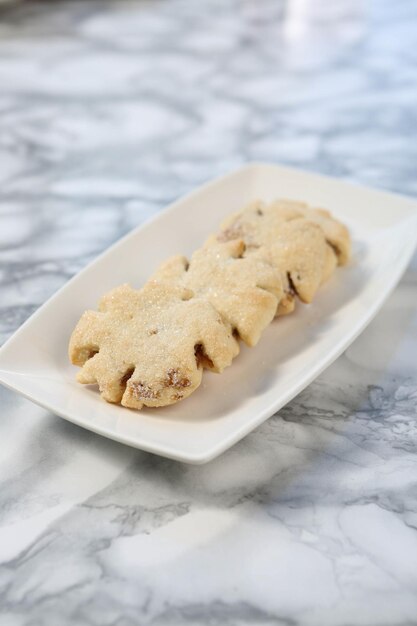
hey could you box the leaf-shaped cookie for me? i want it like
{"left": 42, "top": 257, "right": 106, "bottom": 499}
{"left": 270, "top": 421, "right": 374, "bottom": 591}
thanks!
{"left": 269, "top": 220, "right": 332, "bottom": 315}
{"left": 152, "top": 240, "right": 283, "bottom": 347}
{"left": 69, "top": 281, "right": 239, "bottom": 409}
{"left": 210, "top": 202, "right": 332, "bottom": 315}
{"left": 268, "top": 199, "right": 351, "bottom": 265}
{"left": 215, "top": 200, "right": 302, "bottom": 249}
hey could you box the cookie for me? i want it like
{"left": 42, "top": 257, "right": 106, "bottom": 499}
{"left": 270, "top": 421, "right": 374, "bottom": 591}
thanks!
{"left": 215, "top": 200, "right": 302, "bottom": 249}
{"left": 269, "top": 220, "right": 331, "bottom": 314}
{"left": 152, "top": 239, "right": 283, "bottom": 346}
{"left": 211, "top": 202, "right": 330, "bottom": 315}
{"left": 69, "top": 281, "right": 239, "bottom": 409}
{"left": 69, "top": 197, "right": 351, "bottom": 411}
{"left": 268, "top": 199, "right": 351, "bottom": 265}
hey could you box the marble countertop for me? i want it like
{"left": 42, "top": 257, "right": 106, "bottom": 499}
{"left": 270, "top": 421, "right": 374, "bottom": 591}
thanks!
{"left": 1, "top": 0, "right": 417, "bottom": 624}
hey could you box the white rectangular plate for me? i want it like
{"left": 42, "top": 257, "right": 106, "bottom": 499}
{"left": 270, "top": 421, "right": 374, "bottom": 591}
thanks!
{"left": 1, "top": 163, "right": 417, "bottom": 463}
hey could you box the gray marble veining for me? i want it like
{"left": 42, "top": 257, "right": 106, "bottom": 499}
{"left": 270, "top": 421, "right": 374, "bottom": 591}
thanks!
{"left": 1, "top": 0, "right": 417, "bottom": 624}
